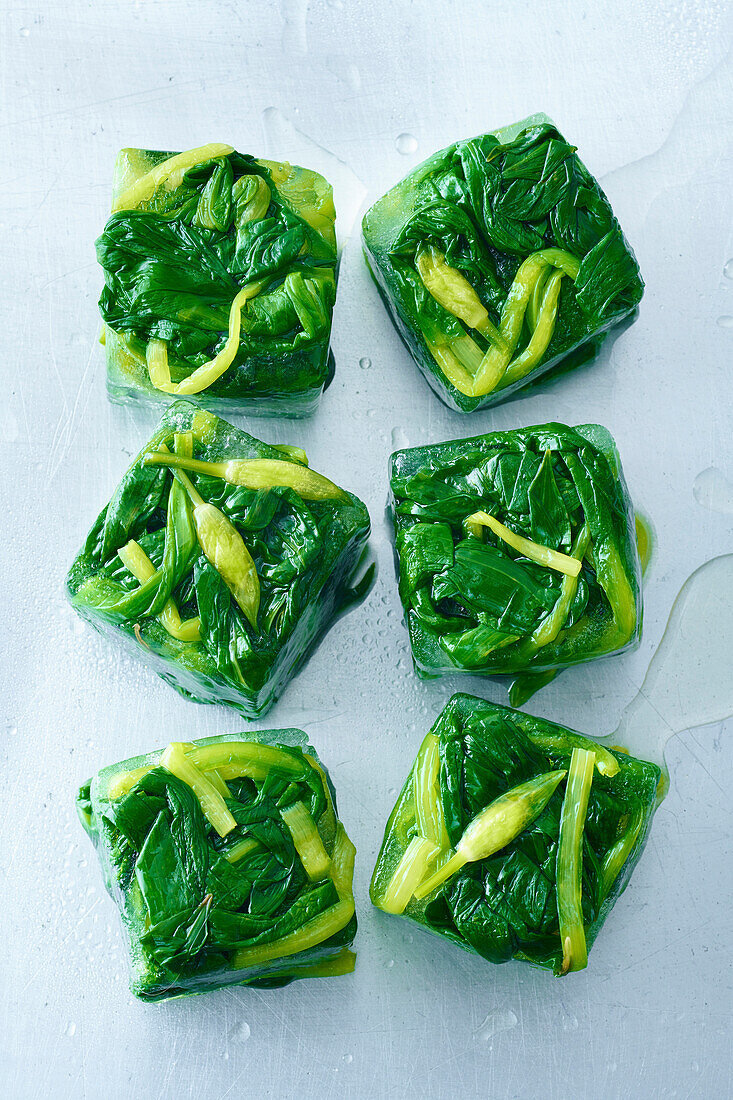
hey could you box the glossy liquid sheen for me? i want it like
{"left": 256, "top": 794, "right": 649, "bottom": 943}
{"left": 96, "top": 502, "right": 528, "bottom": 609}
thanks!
{"left": 634, "top": 513, "right": 653, "bottom": 575}
{"left": 605, "top": 555, "right": 733, "bottom": 792}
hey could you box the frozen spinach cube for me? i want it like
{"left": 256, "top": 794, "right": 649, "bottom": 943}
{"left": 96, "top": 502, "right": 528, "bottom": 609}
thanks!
{"left": 78, "top": 730, "right": 357, "bottom": 1001}
{"left": 389, "top": 422, "right": 641, "bottom": 691}
{"left": 371, "top": 694, "right": 659, "bottom": 974}
{"left": 363, "top": 116, "right": 643, "bottom": 411}
{"left": 67, "top": 401, "right": 371, "bottom": 717}
{"left": 98, "top": 144, "right": 338, "bottom": 416}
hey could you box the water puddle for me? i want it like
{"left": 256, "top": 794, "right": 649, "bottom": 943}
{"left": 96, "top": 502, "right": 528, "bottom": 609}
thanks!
{"left": 261, "top": 107, "right": 367, "bottom": 245}
{"left": 605, "top": 555, "right": 733, "bottom": 786}
{"left": 600, "top": 47, "right": 732, "bottom": 221}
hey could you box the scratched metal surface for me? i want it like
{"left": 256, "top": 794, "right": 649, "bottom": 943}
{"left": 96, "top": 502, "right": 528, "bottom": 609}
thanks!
{"left": 2, "top": 1, "right": 732, "bottom": 1097}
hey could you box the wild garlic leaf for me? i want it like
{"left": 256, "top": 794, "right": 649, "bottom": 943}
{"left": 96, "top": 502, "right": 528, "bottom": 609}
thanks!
{"left": 135, "top": 810, "right": 200, "bottom": 925}
{"left": 432, "top": 541, "right": 555, "bottom": 631}
{"left": 575, "top": 226, "right": 644, "bottom": 324}
{"left": 397, "top": 523, "right": 454, "bottom": 592}
{"left": 527, "top": 451, "right": 572, "bottom": 549}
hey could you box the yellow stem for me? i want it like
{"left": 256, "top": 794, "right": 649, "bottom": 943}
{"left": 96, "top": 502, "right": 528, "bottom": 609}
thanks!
{"left": 152, "top": 281, "right": 267, "bottom": 396}
{"left": 117, "top": 539, "right": 201, "bottom": 642}
{"left": 113, "top": 143, "right": 234, "bottom": 212}
{"left": 161, "top": 741, "right": 237, "bottom": 837}
{"left": 280, "top": 801, "right": 332, "bottom": 881}
{"left": 232, "top": 825, "right": 356, "bottom": 970}
{"left": 465, "top": 511, "right": 582, "bottom": 576}
{"left": 145, "top": 339, "right": 171, "bottom": 389}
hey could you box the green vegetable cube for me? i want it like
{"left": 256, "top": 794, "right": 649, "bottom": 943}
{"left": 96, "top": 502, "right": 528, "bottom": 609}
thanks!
{"left": 363, "top": 115, "right": 643, "bottom": 411}
{"left": 371, "top": 694, "right": 660, "bottom": 974}
{"left": 98, "top": 144, "right": 339, "bottom": 416}
{"left": 390, "top": 422, "right": 641, "bottom": 690}
{"left": 78, "top": 730, "right": 357, "bottom": 1001}
{"left": 66, "top": 401, "right": 371, "bottom": 717}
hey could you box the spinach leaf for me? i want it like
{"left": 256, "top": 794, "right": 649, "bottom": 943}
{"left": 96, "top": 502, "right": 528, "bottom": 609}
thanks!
{"left": 397, "top": 523, "right": 454, "bottom": 593}
{"left": 575, "top": 226, "right": 644, "bottom": 325}
{"left": 432, "top": 541, "right": 554, "bottom": 630}
{"left": 527, "top": 451, "right": 572, "bottom": 550}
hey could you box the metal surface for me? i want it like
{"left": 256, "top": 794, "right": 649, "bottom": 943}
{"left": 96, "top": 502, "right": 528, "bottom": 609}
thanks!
{"left": 2, "top": 2, "right": 732, "bottom": 1097}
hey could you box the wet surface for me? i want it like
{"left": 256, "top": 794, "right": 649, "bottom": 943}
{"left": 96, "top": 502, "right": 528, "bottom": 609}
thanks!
{"left": 2, "top": 2, "right": 733, "bottom": 1099}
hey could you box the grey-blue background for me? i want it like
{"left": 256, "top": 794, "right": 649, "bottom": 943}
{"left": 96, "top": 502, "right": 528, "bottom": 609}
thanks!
{"left": 1, "top": 2, "right": 732, "bottom": 1096}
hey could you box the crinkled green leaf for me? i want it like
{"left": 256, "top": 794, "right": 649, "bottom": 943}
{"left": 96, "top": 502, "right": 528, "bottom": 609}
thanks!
{"left": 527, "top": 451, "right": 572, "bottom": 549}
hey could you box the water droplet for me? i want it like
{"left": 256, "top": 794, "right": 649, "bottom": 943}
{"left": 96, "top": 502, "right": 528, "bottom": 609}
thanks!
{"left": 607, "top": 554, "right": 733, "bottom": 770}
{"left": 388, "top": 787, "right": 397, "bottom": 797}
{"left": 359, "top": 357, "right": 371, "bottom": 370}
{"left": 396, "top": 133, "right": 418, "bottom": 156}
{"left": 475, "top": 1008, "right": 518, "bottom": 1041}
{"left": 693, "top": 467, "right": 733, "bottom": 515}
{"left": 716, "top": 315, "right": 733, "bottom": 328}
{"left": 6, "top": 723, "right": 17, "bottom": 736}
{"left": 19, "top": 27, "right": 29, "bottom": 37}
{"left": 229, "top": 1020, "right": 250, "bottom": 1042}
{"left": 343, "top": 1053, "right": 353, "bottom": 1064}
{"left": 65, "top": 1022, "right": 76, "bottom": 1038}
{"left": 391, "top": 426, "right": 409, "bottom": 450}
{"left": 385, "top": 958, "right": 395, "bottom": 968}
{"left": 723, "top": 259, "right": 733, "bottom": 280}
